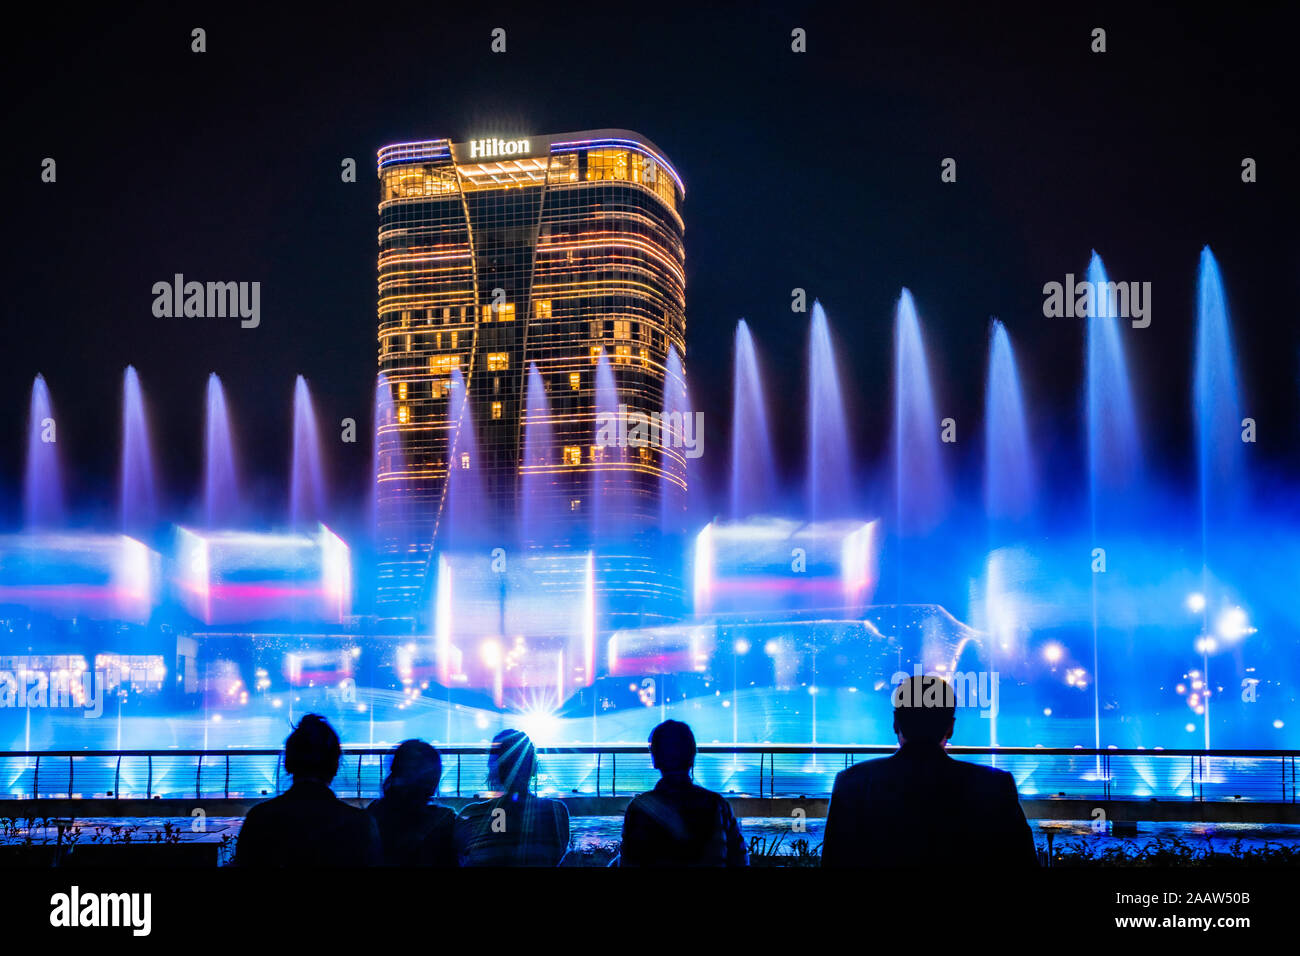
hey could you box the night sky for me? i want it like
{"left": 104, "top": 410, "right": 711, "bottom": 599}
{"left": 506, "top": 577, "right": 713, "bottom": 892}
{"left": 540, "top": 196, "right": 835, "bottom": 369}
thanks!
{"left": 4, "top": 3, "right": 1298, "bottom": 526}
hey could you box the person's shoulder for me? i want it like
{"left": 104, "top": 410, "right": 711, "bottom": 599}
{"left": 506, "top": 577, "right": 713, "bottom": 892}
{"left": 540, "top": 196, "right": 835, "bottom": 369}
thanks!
{"left": 835, "top": 755, "right": 891, "bottom": 787}
{"left": 243, "top": 791, "right": 289, "bottom": 821}
{"left": 950, "top": 757, "right": 1017, "bottom": 789}
{"left": 427, "top": 803, "right": 458, "bottom": 825}
{"left": 457, "top": 797, "right": 495, "bottom": 820}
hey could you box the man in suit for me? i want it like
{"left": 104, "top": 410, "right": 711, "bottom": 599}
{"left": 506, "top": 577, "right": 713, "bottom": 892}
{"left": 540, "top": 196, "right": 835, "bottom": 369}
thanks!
{"left": 821, "top": 674, "right": 1037, "bottom": 867}
{"left": 235, "top": 713, "right": 381, "bottom": 867}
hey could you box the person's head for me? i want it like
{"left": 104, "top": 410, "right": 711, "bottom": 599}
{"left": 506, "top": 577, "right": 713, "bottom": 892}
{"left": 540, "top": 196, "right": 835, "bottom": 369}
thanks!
{"left": 284, "top": 713, "right": 341, "bottom": 783}
{"left": 383, "top": 739, "right": 443, "bottom": 804}
{"left": 648, "top": 719, "right": 696, "bottom": 774}
{"left": 892, "top": 675, "right": 956, "bottom": 747}
{"left": 488, "top": 729, "right": 536, "bottom": 795}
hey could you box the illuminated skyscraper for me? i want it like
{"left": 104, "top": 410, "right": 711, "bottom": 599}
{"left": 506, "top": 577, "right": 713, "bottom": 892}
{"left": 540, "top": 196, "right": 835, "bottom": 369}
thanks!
{"left": 375, "top": 130, "right": 687, "bottom": 613}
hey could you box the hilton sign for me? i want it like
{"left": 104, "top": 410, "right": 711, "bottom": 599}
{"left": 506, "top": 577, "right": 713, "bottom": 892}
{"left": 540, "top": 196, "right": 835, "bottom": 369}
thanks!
{"left": 468, "top": 137, "right": 531, "bottom": 160}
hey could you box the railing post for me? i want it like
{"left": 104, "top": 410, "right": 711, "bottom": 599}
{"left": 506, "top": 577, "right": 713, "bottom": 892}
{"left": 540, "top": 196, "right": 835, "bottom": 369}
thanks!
{"left": 356, "top": 754, "right": 363, "bottom": 801}
{"left": 456, "top": 754, "right": 461, "bottom": 797}
{"left": 146, "top": 754, "right": 152, "bottom": 799}
{"left": 196, "top": 754, "right": 203, "bottom": 799}
{"left": 224, "top": 753, "right": 230, "bottom": 799}
{"left": 32, "top": 755, "right": 39, "bottom": 799}
{"left": 69, "top": 756, "right": 74, "bottom": 798}
{"left": 113, "top": 755, "right": 121, "bottom": 799}
{"left": 274, "top": 754, "right": 281, "bottom": 795}
{"left": 757, "top": 752, "right": 764, "bottom": 798}
{"left": 596, "top": 753, "right": 601, "bottom": 798}
{"left": 612, "top": 752, "right": 616, "bottom": 797}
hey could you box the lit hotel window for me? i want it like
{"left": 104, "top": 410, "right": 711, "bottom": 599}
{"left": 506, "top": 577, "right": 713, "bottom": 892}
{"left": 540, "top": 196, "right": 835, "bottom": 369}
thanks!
{"left": 615, "top": 345, "right": 632, "bottom": 364}
{"left": 587, "top": 148, "right": 630, "bottom": 182}
{"left": 613, "top": 319, "right": 631, "bottom": 339}
{"left": 430, "top": 355, "right": 461, "bottom": 373}
{"left": 491, "top": 401, "right": 503, "bottom": 419}
{"left": 640, "top": 348, "right": 650, "bottom": 367}
{"left": 569, "top": 372, "right": 581, "bottom": 390}
{"left": 397, "top": 406, "right": 409, "bottom": 424}
{"left": 460, "top": 453, "right": 471, "bottom": 470}
{"left": 569, "top": 499, "right": 582, "bottom": 512}
{"left": 487, "top": 352, "right": 509, "bottom": 371}
{"left": 563, "top": 446, "right": 582, "bottom": 466}
{"left": 398, "top": 381, "right": 408, "bottom": 400}
{"left": 495, "top": 303, "right": 516, "bottom": 322}
{"left": 589, "top": 346, "right": 602, "bottom": 364}
{"left": 534, "top": 299, "right": 552, "bottom": 319}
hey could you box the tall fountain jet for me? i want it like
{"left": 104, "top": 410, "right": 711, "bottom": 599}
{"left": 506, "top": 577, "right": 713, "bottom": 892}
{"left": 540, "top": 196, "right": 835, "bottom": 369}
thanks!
{"left": 1083, "top": 252, "right": 1143, "bottom": 757}
{"left": 371, "top": 372, "right": 399, "bottom": 541}
{"left": 1085, "top": 251, "right": 1142, "bottom": 516}
{"left": 984, "top": 320, "right": 1035, "bottom": 523}
{"left": 203, "top": 373, "right": 240, "bottom": 528}
{"left": 592, "top": 348, "right": 632, "bottom": 540}
{"left": 520, "top": 362, "right": 557, "bottom": 546}
{"left": 660, "top": 346, "right": 692, "bottom": 535}
{"left": 892, "top": 289, "right": 946, "bottom": 534}
{"left": 729, "top": 320, "right": 776, "bottom": 519}
{"left": 1194, "top": 245, "right": 1245, "bottom": 539}
{"left": 290, "top": 375, "right": 327, "bottom": 527}
{"left": 24, "top": 374, "right": 64, "bottom": 528}
{"left": 442, "top": 367, "right": 485, "bottom": 548}
{"left": 120, "top": 366, "right": 157, "bottom": 531}
{"left": 808, "top": 302, "right": 853, "bottom": 520}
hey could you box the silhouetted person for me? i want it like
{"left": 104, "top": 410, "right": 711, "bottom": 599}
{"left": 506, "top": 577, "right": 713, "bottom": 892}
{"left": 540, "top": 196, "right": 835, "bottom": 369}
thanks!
{"left": 619, "top": 720, "right": 748, "bottom": 866}
{"left": 455, "top": 729, "right": 570, "bottom": 866}
{"left": 822, "top": 675, "right": 1037, "bottom": 867}
{"left": 234, "top": 714, "right": 381, "bottom": 866}
{"left": 367, "top": 739, "right": 458, "bottom": 866}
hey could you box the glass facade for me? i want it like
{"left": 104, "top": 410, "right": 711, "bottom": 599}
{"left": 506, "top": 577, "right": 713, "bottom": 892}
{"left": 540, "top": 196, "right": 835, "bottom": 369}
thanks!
{"left": 375, "top": 130, "right": 687, "bottom": 615}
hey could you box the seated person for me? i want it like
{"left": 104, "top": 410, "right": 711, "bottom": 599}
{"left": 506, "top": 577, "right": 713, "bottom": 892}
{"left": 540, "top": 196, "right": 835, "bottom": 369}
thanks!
{"left": 235, "top": 714, "right": 381, "bottom": 866}
{"left": 822, "top": 675, "right": 1037, "bottom": 867}
{"left": 619, "top": 719, "right": 748, "bottom": 866}
{"left": 367, "top": 739, "right": 458, "bottom": 866}
{"left": 455, "top": 729, "right": 570, "bottom": 866}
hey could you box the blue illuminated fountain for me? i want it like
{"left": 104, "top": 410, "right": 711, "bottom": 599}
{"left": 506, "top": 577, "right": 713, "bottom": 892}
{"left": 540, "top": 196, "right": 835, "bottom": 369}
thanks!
{"left": 120, "top": 366, "right": 156, "bottom": 532}
{"left": 1086, "top": 252, "right": 1142, "bottom": 517}
{"left": 1195, "top": 246, "right": 1244, "bottom": 546}
{"left": 1084, "top": 251, "right": 1144, "bottom": 756}
{"left": 892, "top": 289, "right": 946, "bottom": 536}
{"left": 808, "top": 302, "right": 853, "bottom": 520}
{"left": 520, "top": 362, "right": 557, "bottom": 546}
{"left": 1193, "top": 246, "right": 1247, "bottom": 750}
{"left": 659, "top": 346, "right": 692, "bottom": 535}
{"left": 443, "top": 367, "right": 485, "bottom": 548}
{"left": 24, "top": 374, "right": 63, "bottom": 529}
{"left": 592, "top": 348, "right": 632, "bottom": 540}
{"left": 202, "top": 373, "right": 240, "bottom": 528}
{"left": 289, "top": 375, "right": 326, "bottom": 527}
{"left": 984, "top": 320, "right": 1035, "bottom": 525}
{"left": 729, "top": 320, "right": 775, "bottom": 518}
{"left": 2, "top": 250, "right": 1294, "bottom": 764}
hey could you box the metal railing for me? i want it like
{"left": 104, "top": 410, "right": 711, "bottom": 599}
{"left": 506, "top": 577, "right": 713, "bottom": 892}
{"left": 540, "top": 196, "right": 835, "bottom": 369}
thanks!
{"left": 1, "top": 745, "right": 1298, "bottom": 805}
